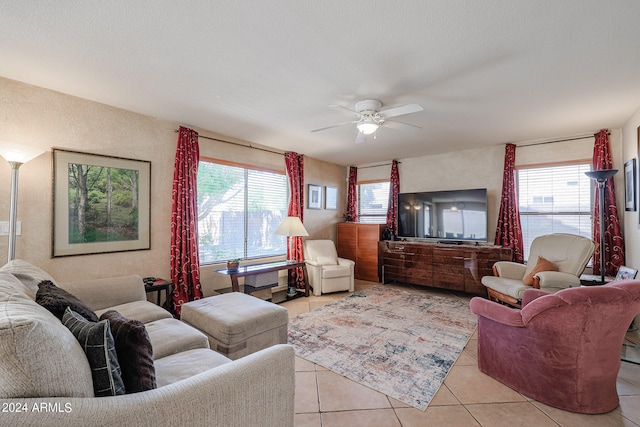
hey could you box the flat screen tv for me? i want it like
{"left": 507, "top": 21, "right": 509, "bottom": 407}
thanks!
{"left": 397, "top": 188, "right": 487, "bottom": 242}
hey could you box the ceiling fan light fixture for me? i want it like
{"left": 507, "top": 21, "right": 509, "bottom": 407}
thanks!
{"left": 357, "top": 119, "right": 379, "bottom": 135}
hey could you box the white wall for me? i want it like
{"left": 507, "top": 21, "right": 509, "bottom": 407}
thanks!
{"left": 623, "top": 108, "right": 640, "bottom": 269}
{"left": 622, "top": 106, "right": 640, "bottom": 332}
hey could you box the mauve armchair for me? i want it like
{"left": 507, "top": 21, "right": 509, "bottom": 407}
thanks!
{"left": 469, "top": 280, "right": 640, "bottom": 414}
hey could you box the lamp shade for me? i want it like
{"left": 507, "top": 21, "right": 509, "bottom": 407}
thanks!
{"left": 585, "top": 169, "right": 618, "bottom": 182}
{"left": 0, "top": 141, "right": 45, "bottom": 164}
{"left": 275, "top": 216, "right": 309, "bottom": 237}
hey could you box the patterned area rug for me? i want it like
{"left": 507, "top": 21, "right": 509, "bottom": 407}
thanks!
{"left": 288, "top": 286, "right": 477, "bottom": 411}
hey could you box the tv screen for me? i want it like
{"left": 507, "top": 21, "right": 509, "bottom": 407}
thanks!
{"left": 397, "top": 188, "right": 487, "bottom": 242}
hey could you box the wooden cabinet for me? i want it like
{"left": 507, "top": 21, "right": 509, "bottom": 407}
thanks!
{"left": 379, "top": 241, "right": 512, "bottom": 296}
{"left": 336, "top": 223, "right": 384, "bottom": 282}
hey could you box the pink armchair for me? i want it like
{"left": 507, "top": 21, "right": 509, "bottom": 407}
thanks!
{"left": 469, "top": 280, "right": 640, "bottom": 414}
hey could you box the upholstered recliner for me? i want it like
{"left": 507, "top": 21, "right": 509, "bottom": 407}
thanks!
{"left": 303, "top": 240, "right": 355, "bottom": 296}
{"left": 482, "top": 233, "right": 594, "bottom": 307}
{"left": 470, "top": 281, "right": 640, "bottom": 414}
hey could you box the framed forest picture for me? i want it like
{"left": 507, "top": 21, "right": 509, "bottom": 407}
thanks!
{"left": 52, "top": 149, "right": 151, "bottom": 257}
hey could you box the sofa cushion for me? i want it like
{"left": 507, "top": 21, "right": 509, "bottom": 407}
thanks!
{"left": 100, "top": 310, "right": 156, "bottom": 393}
{"left": 154, "top": 348, "right": 231, "bottom": 387}
{"left": 95, "top": 300, "right": 173, "bottom": 324}
{"left": 60, "top": 275, "right": 147, "bottom": 311}
{"left": 322, "top": 265, "right": 352, "bottom": 279}
{"left": 1, "top": 259, "right": 58, "bottom": 295}
{"left": 62, "top": 308, "right": 125, "bottom": 397}
{"left": 524, "top": 256, "right": 559, "bottom": 286}
{"left": 36, "top": 280, "right": 98, "bottom": 322}
{"left": 145, "top": 318, "right": 210, "bottom": 359}
{"left": 0, "top": 294, "right": 94, "bottom": 398}
{"left": 317, "top": 256, "right": 338, "bottom": 265}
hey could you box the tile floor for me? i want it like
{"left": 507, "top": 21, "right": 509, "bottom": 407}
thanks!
{"left": 281, "top": 280, "right": 640, "bottom": 427}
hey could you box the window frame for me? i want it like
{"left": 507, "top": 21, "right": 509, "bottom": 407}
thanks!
{"left": 197, "top": 157, "right": 288, "bottom": 265}
{"left": 516, "top": 159, "right": 593, "bottom": 261}
{"left": 357, "top": 179, "right": 390, "bottom": 224}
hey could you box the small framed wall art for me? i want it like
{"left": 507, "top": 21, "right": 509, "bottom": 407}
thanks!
{"left": 624, "top": 158, "right": 636, "bottom": 211}
{"left": 308, "top": 184, "right": 322, "bottom": 209}
{"left": 325, "top": 186, "right": 338, "bottom": 210}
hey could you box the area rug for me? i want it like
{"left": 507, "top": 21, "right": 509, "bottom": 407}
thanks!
{"left": 288, "top": 286, "right": 477, "bottom": 411}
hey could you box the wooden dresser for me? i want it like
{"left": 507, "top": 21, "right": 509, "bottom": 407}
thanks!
{"left": 379, "top": 241, "right": 512, "bottom": 295}
{"left": 336, "top": 223, "right": 385, "bottom": 282}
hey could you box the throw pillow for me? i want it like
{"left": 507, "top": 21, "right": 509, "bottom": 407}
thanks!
{"left": 62, "top": 307, "right": 125, "bottom": 397}
{"left": 316, "top": 256, "right": 338, "bottom": 266}
{"left": 35, "top": 280, "right": 99, "bottom": 322}
{"left": 523, "top": 256, "right": 559, "bottom": 286}
{"left": 100, "top": 310, "right": 157, "bottom": 393}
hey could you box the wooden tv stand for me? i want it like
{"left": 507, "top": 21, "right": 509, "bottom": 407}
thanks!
{"left": 379, "top": 241, "right": 512, "bottom": 296}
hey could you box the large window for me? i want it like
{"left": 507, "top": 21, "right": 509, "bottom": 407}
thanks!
{"left": 197, "top": 160, "right": 287, "bottom": 264}
{"left": 358, "top": 181, "right": 390, "bottom": 223}
{"left": 518, "top": 162, "right": 592, "bottom": 260}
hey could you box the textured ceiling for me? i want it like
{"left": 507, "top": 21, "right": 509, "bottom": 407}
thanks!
{"left": 1, "top": 1, "right": 640, "bottom": 166}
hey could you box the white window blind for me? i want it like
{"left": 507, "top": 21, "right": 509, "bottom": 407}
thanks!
{"left": 358, "top": 181, "right": 390, "bottom": 223}
{"left": 197, "top": 160, "right": 287, "bottom": 264}
{"left": 518, "top": 163, "right": 592, "bottom": 260}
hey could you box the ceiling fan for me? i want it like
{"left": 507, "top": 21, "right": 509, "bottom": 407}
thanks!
{"left": 311, "top": 99, "right": 424, "bottom": 143}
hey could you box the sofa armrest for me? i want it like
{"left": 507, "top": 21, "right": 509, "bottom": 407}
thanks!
{"left": 59, "top": 275, "right": 147, "bottom": 311}
{"left": 493, "top": 262, "right": 526, "bottom": 280}
{"left": 469, "top": 297, "right": 526, "bottom": 327}
{"left": 521, "top": 288, "right": 551, "bottom": 307}
{"left": 0, "top": 344, "right": 295, "bottom": 427}
{"left": 535, "top": 271, "right": 581, "bottom": 290}
{"left": 337, "top": 258, "right": 355, "bottom": 267}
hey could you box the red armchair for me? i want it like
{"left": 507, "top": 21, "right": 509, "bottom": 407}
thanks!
{"left": 469, "top": 280, "right": 640, "bottom": 414}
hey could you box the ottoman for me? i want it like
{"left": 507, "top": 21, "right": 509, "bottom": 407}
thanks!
{"left": 180, "top": 292, "right": 289, "bottom": 360}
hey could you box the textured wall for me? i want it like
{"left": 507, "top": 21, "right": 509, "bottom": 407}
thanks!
{"left": 0, "top": 77, "right": 346, "bottom": 292}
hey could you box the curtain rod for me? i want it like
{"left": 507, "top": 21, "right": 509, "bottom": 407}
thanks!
{"left": 174, "top": 129, "right": 284, "bottom": 156}
{"left": 357, "top": 161, "right": 401, "bottom": 169}
{"left": 516, "top": 132, "right": 609, "bottom": 148}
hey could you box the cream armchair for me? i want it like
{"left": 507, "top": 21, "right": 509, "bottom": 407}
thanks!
{"left": 304, "top": 240, "right": 355, "bottom": 296}
{"left": 481, "top": 233, "right": 594, "bottom": 307}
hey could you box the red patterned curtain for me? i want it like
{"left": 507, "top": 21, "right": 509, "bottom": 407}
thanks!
{"left": 495, "top": 143, "right": 524, "bottom": 263}
{"left": 592, "top": 129, "right": 625, "bottom": 276}
{"left": 284, "top": 152, "right": 306, "bottom": 288}
{"left": 346, "top": 166, "right": 358, "bottom": 222}
{"left": 386, "top": 160, "right": 400, "bottom": 235}
{"left": 171, "top": 126, "right": 203, "bottom": 317}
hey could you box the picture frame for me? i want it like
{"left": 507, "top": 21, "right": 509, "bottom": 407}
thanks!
{"left": 615, "top": 266, "right": 638, "bottom": 281}
{"left": 307, "top": 184, "right": 322, "bottom": 209}
{"left": 625, "top": 158, "right": 636, "bottom": 211}
{"left": 52, "top": 149, "right": 151, "bottom": 257}
{"left": 325, "top": 186, "right": 338, "bottom": 210}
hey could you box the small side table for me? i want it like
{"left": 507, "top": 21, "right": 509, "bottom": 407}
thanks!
{"left": 579, "top": 274, "right": 615, "bottom": 286}
{"left": 145, "top": 279, "right": 171, "bottom": 307}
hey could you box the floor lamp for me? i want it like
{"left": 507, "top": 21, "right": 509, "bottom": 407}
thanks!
{"left": 275, "top": 216, "right": 309, "bottom": 297}
{"left": 0, "top": 141, "right": 45, "bottom": 263}
{"left": 585, "top": 169, "right": 618, "bottom": 284}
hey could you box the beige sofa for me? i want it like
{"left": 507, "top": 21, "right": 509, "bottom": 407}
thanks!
{"left": 0, "top": 260, "right": 294, "bottom": 427}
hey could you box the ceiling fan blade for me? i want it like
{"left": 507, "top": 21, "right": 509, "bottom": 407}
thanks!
{"left": 310, "top": 120, "right": 354, "bottom": 133}
{"left": 379, "top": 103, "right": 423, "bottom": 119}
{"left": 330, "top": 104, "right": 360, "bottom": 116}
{"left": 382, "top": 120, "right": 422, "bottom": 133}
